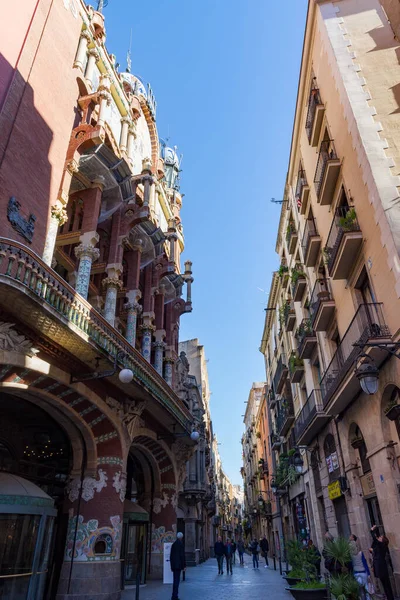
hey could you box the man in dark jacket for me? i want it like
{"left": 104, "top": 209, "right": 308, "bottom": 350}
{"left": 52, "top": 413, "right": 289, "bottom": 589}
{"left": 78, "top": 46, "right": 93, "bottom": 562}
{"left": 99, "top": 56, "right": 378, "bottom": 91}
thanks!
{"left": 170, "top": 532, "right": 186, "bottom": 600}
{"left": 225, "top": 538, "right": 234, "bottom": 574}
{"left": 260, "top": 536, "right": 269, "bottom": 568}
{"left": 214, "top": 536, "right": 226, "bottom": 574}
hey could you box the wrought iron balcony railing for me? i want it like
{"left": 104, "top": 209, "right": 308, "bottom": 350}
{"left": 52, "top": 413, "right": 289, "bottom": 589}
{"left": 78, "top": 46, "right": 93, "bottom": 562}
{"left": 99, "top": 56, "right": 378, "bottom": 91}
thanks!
{"left": 0, "top": 238, "right": 192, "bottom": 429}
{"left": 306, "top": 86, "right": 323, "bottom": 142}
{"left": 276, "top": 400, "right": 295, "bottom": 437}
{"left": 294, "top": 389, "right": 325, "bottom": 442}
{"left": 295, "top": 168, "right": 308, "bottom": 204}
{"left": 273, "top": 353, "right": 288, "bottom": 394}
{"left": 310, "top": 279, "right": 333, "bottom": 325}
{"left": 324, "top": 206, "right": 361, "bottom": 276}
{"left": 302, "top": 218, "right": 318, "bottom": 254}
{"left": 314, "top": 140, "right": 338, "bottom": 199}
{"left": 321, "top": 303, "right": 390, "bottom": 407}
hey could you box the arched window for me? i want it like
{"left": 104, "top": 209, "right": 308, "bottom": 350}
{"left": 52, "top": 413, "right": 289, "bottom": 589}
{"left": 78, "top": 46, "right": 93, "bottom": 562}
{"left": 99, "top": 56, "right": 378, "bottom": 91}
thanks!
{"left": 324, "top": 434, "right": 340, "bottom": 482}
{"left": 351, "top": 426, "right": 370, "bottom": 474}
{"left": 94, "top": 533, "right": 113, "bottom": 555}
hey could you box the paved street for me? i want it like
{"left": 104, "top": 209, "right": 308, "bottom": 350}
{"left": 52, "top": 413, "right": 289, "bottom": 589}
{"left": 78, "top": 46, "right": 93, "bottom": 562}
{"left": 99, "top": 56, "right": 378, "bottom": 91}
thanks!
{"left": 122, "top": 556, "right": 292, "bottom": 600}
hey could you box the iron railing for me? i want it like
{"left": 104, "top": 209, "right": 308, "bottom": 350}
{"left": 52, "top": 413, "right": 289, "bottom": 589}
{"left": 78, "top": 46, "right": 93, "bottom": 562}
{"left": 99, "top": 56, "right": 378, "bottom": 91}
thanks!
{"left": 284, "top": 300, "right": 295, "bottom": 326}
{"left": 320, "top": 303, "right": 390, "bottom": 406}
{"left": 0, "top": 238, "right": 193, "bottom": 430}
{"left": 295, "top": 318, "right": 315, "bottom": 355}
{"left": 301, "top": 218, "right": 318, "bottom": 255}
{"left": 314, "top": 140, "right": 338, "bottom": 199}
{"left": 286, "top": 221, "right": 297, "bottom": 247}
{"left": 276, "top": 400, "right": 295, "bottom": 436}
{"left": 273, "top": 353, "right": 288, "bottom": 392}
{"left": 324, "top": 206, "right": 361, "bottom": 275}
{"left": 305, "top": 85, "right": 323, "bottom": 141}
{"left": 295, "top": 168, "right": 308, "bottom": 205}
{"left": 309, "top": 278, "right": 333, "bottom": 325}
{"left": 294, "top": 389, "right": 324, "bottom": 441}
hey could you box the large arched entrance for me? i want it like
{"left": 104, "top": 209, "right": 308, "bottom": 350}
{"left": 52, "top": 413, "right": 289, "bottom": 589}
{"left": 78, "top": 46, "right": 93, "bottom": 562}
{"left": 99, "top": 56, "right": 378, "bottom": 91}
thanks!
{"left": 0, "top": 393, "right": 73, "bottom": 599}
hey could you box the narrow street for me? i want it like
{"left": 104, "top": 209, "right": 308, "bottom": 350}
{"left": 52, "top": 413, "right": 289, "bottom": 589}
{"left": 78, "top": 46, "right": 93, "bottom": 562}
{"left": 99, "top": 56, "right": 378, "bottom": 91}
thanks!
{"left": 122, "top": 557, "right": 292, "bottom": 600}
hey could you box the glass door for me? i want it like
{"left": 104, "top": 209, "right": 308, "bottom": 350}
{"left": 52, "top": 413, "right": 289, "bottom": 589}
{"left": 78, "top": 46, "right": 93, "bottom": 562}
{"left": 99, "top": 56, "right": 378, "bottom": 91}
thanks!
{"left": 123, "top": 523, "right": 147, "bottom": 586}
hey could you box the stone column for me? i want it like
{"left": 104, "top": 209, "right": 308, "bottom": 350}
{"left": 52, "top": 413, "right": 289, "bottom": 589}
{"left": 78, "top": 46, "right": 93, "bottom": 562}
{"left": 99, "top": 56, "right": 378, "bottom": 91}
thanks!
{"left": 124, "top": 300, "right": 142, "bottom": 347}
{"left": 119, "top": 117, "right": 130, "bottom": 153}
{"left": 98, "top": 89, "right": 111, "bottom": 128}
{"left": 74, "top": 233, "right": 100, "bottom": 300}
{"left": 85, "top": 48, "right": 99, "bottom": 87}
{"left": 140, "top": 322, "right": 154, "bottom": 362}
{"left": 184, "top": 260, "right": 194, "bottom": 304}
{"left": 127, "top": 123, "right": 137, "bottom": 164}
{"left": 73, "top": 30, "right": 91, "bottom": 71}
{"left": 42, "top": 203, "right": 68, "bottom": 266}
{"left": 102, "top": 276, "right": 123, "bottom": 327}
{"left": 167, "top": 218, "right": 178, "bottom": 264}
{"left": 153, "top": 341, "right": 165, "bottom": 375}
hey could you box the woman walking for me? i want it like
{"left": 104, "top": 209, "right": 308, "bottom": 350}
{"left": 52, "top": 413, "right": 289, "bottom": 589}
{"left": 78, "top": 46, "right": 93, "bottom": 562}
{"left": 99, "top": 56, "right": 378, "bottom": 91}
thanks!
{"left": 370, "top": 526, "right": 394, "bottom": 600}
{"left": 349, "top": 534, "right": 371, "bottom": 600}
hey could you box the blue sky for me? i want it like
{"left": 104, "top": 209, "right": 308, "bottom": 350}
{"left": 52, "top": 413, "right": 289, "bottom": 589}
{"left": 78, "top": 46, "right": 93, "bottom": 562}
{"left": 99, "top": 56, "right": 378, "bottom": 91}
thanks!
{"left": 104, "top": 0, "right": 308, "bottom": 484}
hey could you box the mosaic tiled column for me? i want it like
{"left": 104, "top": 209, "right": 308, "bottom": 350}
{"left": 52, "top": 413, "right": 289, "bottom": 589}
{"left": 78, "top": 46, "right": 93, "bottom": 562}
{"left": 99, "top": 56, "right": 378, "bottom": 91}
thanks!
{"left": 42, "top": 204, "right": 68, "bottom": 266}
{"left": 153, "top": 341, "right": 165, "bottom": 375}
{"left": 164, "top": 357, "right": 175, "bottom": 386}
{"left": 74, "top": 244, "right": 100, "bottom": 300}
{"left": 141, "top": 326, "right": 154, "bottom": 362}
{"left": 124, "top": 301, "right": 142, "bottom": 346}
{"left": 102, "top": 276, "right": 123, "bottom": 327}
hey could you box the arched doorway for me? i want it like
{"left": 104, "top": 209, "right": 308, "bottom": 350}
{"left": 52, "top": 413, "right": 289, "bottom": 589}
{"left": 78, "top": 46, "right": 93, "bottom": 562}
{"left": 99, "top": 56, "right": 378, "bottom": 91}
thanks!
{"left": 0, "top": 393, "right": 73, "bottom": 599}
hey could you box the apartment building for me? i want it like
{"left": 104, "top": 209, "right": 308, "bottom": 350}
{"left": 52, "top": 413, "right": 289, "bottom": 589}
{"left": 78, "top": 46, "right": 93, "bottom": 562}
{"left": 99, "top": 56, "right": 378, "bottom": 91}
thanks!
{"left": 260, "top": 0, "right": 400, "bottom": 590}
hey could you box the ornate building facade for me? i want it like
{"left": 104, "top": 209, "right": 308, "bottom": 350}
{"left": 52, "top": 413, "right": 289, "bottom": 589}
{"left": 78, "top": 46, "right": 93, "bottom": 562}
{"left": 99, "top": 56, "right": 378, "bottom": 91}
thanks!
{"left": 257, "top": 0, "right": 400, "bottom": 592}
{"left": 0, "top": 2, "right": 201, "bottom": 599}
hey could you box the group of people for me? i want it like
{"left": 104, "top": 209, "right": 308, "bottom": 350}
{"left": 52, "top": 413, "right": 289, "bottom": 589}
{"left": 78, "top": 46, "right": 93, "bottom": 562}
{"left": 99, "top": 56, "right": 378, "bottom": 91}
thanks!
{"left": 322, "top": 526, "right": 394, "bottom": 600}
{"left": 214, "top": 536, "right": 270, "bottom": 573}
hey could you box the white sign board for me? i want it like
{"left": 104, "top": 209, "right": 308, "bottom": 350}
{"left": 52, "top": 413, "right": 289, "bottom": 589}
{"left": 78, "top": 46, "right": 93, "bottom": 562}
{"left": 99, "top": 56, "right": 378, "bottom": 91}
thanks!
{"left": 163, "top": 542, "right": 173, "bottom": 584}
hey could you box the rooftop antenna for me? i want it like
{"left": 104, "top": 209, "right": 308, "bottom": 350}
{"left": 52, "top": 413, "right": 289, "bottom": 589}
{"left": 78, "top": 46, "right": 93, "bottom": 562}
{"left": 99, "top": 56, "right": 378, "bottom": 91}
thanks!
{"left": 96, "top": 0, "right": 108, "bottom": 13}
{"left": 126, "top": 28, "right": 133, "bottom": 73}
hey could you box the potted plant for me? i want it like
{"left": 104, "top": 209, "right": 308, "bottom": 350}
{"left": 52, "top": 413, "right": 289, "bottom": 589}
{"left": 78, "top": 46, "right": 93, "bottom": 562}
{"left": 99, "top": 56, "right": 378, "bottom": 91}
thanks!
{"left": 339, "top": 207, "right": 357, "bottom": 231}
{"left": 323, "top": 537, "right": 352, "bottom": 573}
{"left": 291, "top": 267, "right": 305, "bottom": 286}
{"left": 329, "top": 574, "right": 360, "bottom": 600}
{"left": 285, "top": 540, "right": 327, "bottom": 600}
{"left": 384, "top": 397, "right": 400, "bottom": 421}
{"left": 289, "top": 352, "right": 304, "bottom": 374}
{"left": 316, "top": 279, "right": 330, "bottom": 301}
{"left": 279, "top": 264, "right": 289, "bottom": 278}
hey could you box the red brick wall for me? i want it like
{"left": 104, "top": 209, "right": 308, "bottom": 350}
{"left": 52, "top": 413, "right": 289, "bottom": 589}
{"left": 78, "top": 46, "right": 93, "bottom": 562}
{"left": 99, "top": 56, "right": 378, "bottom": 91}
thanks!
{"left": 0, "top": 0, "right": 83, "bottom": 256}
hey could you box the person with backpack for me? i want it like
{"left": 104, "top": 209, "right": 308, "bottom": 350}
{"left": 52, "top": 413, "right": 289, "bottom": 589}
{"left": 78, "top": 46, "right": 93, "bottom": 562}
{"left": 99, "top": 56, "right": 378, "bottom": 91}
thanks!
{"left": 249, "top": 538, "right": 260, "bottom": 569}
{"left": 260, "top": 536, "right": 269, "bottom": 568}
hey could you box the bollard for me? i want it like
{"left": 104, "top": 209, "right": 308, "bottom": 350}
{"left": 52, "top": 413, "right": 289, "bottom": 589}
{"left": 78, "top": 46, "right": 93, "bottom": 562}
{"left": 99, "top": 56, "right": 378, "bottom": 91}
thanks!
{"left": 279, "top": 555, "right": 282, "bottom": 575}
{"left": 286, "top": 558, "right": 289, "bottom": 573}
{"left": 135, "top": 571, "right": 140, "bottom": 600}
{"left": 273, "top": 554, "right": 276, "bottom": 571}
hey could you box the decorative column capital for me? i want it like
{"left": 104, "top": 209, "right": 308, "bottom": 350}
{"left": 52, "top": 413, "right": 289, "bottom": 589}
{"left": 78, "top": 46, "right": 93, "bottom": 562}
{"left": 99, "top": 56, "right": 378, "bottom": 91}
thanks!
{"left": 124, "top": 301, "right": 142, "bottom": 314}
{"left": 140, "top": 323, "right": 156, "bottom": 333}
{"left": 74, "top": 243, "right": 100, "bottom": 262}
{"left": 141, "top": 157, "right": 152, "bottom": 173}
{"left": 81, "top": 29, "right": 91, "bottom": 41}
{"left": 66, "top": 159, "right": 79, "bottom": 175}
{"left": 51, "top": 204, "right": 68, "bottom": 225}
{"left": 98, "top": 89, "right": 112, "bottom": 105}
{"left": 102, "top": 276, "right": 123, "bottom": 290}
{"left": 153, "top": 340, "right": 166, "bottom": 350}
{"left": 88, "top": 48, "right": 100, "bottom": 60}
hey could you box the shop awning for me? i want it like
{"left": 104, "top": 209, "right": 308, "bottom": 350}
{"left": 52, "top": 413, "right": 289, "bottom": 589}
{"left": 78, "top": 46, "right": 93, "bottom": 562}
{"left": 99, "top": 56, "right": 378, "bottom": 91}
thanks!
{"left": 123, "top": 499, "right": 149, "bottom": 522}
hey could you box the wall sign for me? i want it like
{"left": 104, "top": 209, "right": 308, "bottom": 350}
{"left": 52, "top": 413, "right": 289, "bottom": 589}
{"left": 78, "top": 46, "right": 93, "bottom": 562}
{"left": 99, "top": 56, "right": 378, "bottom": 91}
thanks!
{"left": 328, "top": 480, "right": 342, "bottom": 500}
{"left": 361, "top": 472, "right": 376, "bottom": 498}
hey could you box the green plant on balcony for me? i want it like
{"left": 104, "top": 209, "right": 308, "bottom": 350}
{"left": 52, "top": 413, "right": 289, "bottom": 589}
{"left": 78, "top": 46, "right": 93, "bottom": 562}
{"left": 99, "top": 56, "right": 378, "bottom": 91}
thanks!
{"left": 296, "top": 318, "right": 312, "bottom": 341}
{"left": 339, "top": 207, "right": 357, "bottom": 231}
{"left": 278, "top": 264, "right": 289, "bottom": 279}
{"left": 256, "top": 431, "right": 261, "bottom": 439}
{"left": 322, "top": 246, "right": 332, "bottom": 264}
{"left": 289, "top": 352, "right": 304, "bottom": 374}
{"left": 291, "top": 266, "right": 305, "bottom": 286}
{"left": 286, "top": 221, "right": 296, "bottom": 240}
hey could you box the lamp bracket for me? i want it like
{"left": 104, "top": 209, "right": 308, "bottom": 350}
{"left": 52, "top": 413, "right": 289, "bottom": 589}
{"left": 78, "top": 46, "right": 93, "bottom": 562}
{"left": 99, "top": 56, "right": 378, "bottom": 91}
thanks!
{"left": 71, "top": 350, "right": 126, "bottom": 383}
{"left": 353, "top": 341, "right": 400, "bottom": 359}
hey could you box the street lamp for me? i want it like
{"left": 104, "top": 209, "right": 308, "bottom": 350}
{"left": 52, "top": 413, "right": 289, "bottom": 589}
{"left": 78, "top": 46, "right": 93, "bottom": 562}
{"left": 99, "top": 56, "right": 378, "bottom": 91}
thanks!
{"left": 293, "top": 450, "right": 304, "bottom": 474}
{"left": 354, "top": 355, "right": 379, "bottom": 396}
{"left": 119, "top": 368, "right": 134, "bottom": 384}
{"left": 271, "top": 481, "right": 278, "bottom": 495}
{"left": 258, "top": 495, "right": 264, "bottom": 508}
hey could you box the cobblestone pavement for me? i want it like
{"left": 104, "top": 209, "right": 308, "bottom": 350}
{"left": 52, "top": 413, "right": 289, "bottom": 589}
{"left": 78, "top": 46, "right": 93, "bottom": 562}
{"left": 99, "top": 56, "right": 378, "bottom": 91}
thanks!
{"left": 121, "top": 555, "right": 293, "bottom": 600}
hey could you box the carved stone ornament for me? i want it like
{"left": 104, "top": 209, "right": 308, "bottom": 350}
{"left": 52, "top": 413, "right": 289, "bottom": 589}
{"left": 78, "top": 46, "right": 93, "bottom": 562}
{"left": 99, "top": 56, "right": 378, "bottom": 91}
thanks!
{"left": 172, "top": 440, "right": 193, "bottom": 490}
{"left": 67, "top": 469, "right": 108, "bottom": 503}
{"left": 7, "top": 197, "right": 36, "bottom": 243}
{"left": 0, "top": 322, "right": 39, "bottom": 356}
{"left": 112, "top": 471, "right": 127, "bottom": 502}
{"left": 153, "top": 492, "right": 169, "bottom": 514}
{"left": 51, "top": 204, "right": 68, "bottom": 225}
{"left": 122, "top": 399, "right": 146, "bottom": 439}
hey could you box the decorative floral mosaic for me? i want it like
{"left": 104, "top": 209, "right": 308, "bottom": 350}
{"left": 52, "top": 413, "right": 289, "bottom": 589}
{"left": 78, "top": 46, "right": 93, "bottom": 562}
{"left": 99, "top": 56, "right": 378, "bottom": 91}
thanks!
{"left": 151, "top": 524, "right": 176, "bottom": 554}
{"left": 65, "top": 514, "right": 122, "bottom": 561}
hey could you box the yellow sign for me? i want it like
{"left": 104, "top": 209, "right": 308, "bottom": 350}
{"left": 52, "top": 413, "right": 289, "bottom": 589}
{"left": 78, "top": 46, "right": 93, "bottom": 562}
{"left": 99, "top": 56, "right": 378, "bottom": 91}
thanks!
{"left": 328, "top": 480, "right": 342, "bottom": 500}
{"left": 360, "top": 473, "right": 376, "bottom": 498}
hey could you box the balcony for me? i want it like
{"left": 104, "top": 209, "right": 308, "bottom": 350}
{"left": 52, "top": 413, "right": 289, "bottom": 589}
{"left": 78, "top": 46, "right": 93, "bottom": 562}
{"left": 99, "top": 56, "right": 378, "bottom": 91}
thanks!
{"left": 310, "top": 279, "right": 335, "bottom": 332}
{"left": 294, "top": 390, "right": 330, "bottom": 446}
{"left": 325, "top": 207, "right": 363, "bottom": 280}
{"left": 284, "top": 300, "right": 296, "bottom": 332}
{"left": 0, "top": 238, "right": 193, "bottom": 430}
{"left": 286, "top": 221, "right": 298, "bottom": 255}
{"left": 291, "top": 266, "right": 307, "bottom": 302}
{"left": 302, "top": 219, "right": 321, "bottom": 268}
{"left": 321, "top": 303, "right": 391, "bottom": 414}
{"left": 314, "top": 140, "right": 341, "bottom": 205}
{"left": 271, "top": 432, "right": 283, "bottom": 451}
{"left": 305, "top": 85, "right": 325, "bottom": 146}
{"left": 273, "top": 354, "right": 288, "bottom": 394}
{"left": 296, "top": 318, "right": 317, "bottom": 359}
{"left": 276, "top": 398, "right": 295, "bottom": 437}
{"left": 295, "top": 168, "right": 310, "bottom": 215}
{"left": 268, "top": 389, "right": 277, "bottom": 409}
{"left": 289, "top": 352, "right": 304, "bottom": 383}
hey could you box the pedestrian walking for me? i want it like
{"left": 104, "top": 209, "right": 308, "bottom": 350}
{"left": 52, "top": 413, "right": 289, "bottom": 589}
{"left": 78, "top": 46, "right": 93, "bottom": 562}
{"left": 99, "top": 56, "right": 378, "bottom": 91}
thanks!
{"left": 214, "top": 536, "right": 226, "bottom": 575}
{"left": 260, "top": 536, "right": 269, "bottom": 568}
{"left": 170, "top": 532, "right": 186, "bottom": 600}
{"left": 237, "top": 538, "right": 245, "bottom": 566}
{"left": 232, "top": 539, "right": 237, "bottom": 564}
{"left": 225, "top": 538, "right": 234, "bottom": 574}
{"left": 249, "top": 538, "right": 260, "bottom": 569}
{"left": 370, "top": 525, "right": 394, "bottom": 600}
{"left": 349, "top": 535, "right": 372, "bottom": 600}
